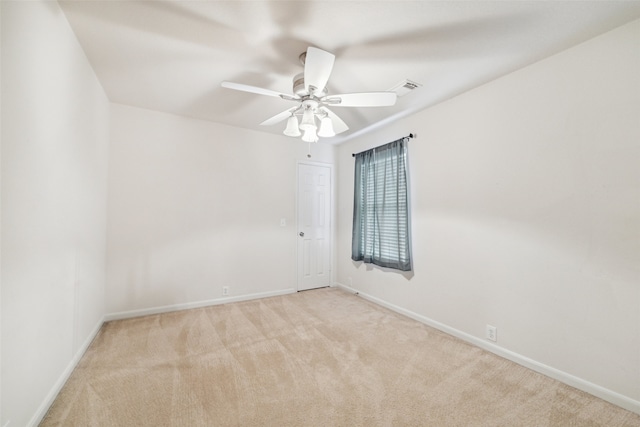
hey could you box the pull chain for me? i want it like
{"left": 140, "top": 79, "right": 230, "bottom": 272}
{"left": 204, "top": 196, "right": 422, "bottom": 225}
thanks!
{"left": 307, "top": 141, "right": 312, "bottom": 158}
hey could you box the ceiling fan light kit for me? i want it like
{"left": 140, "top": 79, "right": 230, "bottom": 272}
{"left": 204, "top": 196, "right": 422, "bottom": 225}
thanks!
{"left": 318, "top": 117, "right": 335, "bottom": 138}
{"left": 299, "top": 104, "right": 317, "bottom": 131}
{"left": 283, "top": 115, "right": 301, "bottom": 137}
{"left": 221, "top": 46, "right": 398, "bottom": 143}
{"left": 302, "top": 127, "right": 318, "bottom": 143}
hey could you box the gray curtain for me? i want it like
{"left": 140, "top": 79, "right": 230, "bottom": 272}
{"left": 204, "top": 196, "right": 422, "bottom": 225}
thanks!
{"left": 352, "top": 137, "right": 412, "bottom": 271}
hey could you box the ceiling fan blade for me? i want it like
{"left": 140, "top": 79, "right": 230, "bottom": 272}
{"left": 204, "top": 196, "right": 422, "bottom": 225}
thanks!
{"left": 304, "top": 47, "right": 335, "bottom": 94}
{"left": 260, "top": 107, "right": 298, "bottom": 126}
{"left": 319, "top": 107, "right": 349, "bottom": 134}
{"left": 221, "top": 81, "right": 298, "bottom": 100}
{"left": 322, "top": 92, "right": 397, "bottom": 107}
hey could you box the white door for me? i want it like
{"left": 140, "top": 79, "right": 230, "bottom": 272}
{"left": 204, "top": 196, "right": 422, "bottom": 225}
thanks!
{"left": 297, "top": 163, "right": 331, "bottom": 291}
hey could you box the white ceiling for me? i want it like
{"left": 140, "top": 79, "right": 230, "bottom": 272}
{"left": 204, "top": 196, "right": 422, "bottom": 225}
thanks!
{"left": 59, "top": 1, "right": 640, "bottom": 144}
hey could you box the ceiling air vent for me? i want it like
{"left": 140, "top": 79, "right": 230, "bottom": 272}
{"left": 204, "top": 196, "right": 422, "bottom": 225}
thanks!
{"left": 389, "top": 79, "right": 422, "bottom": 97}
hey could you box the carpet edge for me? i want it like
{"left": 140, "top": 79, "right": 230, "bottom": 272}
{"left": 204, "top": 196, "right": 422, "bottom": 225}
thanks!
{"left": 335, "top": 282, "right": 640, "bottom": 416}
{"left": 29, "top": 317, "right": 105, "bottom": 427}
{"left": 104, "top": 288, "right": 297, "bottom": 322}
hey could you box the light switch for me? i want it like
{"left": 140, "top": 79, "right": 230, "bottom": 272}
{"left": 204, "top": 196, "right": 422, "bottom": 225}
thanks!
{"left": 280, "top": 218, "right": 287, "bottom": 227}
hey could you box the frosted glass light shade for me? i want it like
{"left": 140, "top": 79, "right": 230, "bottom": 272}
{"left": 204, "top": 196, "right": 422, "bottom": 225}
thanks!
{"left": 283, "top": 115, "right": 301, "bottom": 137}
{"left": 317, "top": 117, "right": 335, "bottom": 137}
{"left": 299, "top": 108, "right": 316, "bottom": 131}
{"left": 302, "top": 127, "right": 318, "bottom": 142}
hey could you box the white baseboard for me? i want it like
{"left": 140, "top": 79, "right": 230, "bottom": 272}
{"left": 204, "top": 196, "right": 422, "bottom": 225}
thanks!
{"left": 104, "top": 288, "right": 296, "bottom": 322}
{"left": 335, "top": 282, "right": 640, "bottom": 415}
{"left": 28, "top": 318, "right": 104, "bottom": 427}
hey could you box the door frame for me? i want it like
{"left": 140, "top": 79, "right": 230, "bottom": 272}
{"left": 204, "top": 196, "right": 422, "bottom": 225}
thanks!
{"left": 296, "top": 160, "right": 334, "bottom": 292}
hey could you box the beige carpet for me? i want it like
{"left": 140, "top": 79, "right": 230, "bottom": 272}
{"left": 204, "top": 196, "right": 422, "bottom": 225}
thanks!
{"left": 42, "top": 288, "right": 640, "bottom": 426}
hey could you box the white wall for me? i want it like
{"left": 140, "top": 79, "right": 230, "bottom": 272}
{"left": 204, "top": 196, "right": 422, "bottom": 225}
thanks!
{"left": 337, "top": 19, "right": 640, "bottom": 410}
{"left": 1, "top": 2, "right": 110, "bottom": 426}
{"left": 107, "top": 104, "right": 336, "bottom": 316}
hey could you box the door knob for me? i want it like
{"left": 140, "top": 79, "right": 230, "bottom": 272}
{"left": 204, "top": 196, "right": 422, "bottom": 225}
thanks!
{"left": 299, "top": 232, "right": 305, "bottom": 237}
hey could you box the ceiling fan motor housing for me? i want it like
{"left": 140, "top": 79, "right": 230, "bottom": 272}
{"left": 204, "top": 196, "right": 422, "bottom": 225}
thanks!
{"left": 292, "top": 73, "right": 327, "bottom": 98}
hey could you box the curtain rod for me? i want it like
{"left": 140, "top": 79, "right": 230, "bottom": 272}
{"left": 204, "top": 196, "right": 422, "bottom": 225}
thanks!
{"left": 352, "top": 133, "right": 416, "bottom": 157}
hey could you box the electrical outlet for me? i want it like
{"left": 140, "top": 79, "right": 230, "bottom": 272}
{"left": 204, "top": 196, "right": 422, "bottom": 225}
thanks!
{"left": 486, "top": 325, "right": 497, "bottom": 342}
{"left": 222, "top": 286, "right": 229, "bottom": 296}
{"left": 348, "top": 277, "right": 353, "bottom": 287}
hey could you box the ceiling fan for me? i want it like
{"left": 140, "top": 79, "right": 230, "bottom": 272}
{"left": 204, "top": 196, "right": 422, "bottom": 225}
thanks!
{"left": 221, "top": 47, "right": 397, "bottom": 142}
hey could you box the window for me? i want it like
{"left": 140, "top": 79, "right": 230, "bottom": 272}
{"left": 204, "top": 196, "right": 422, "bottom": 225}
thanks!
{"left": 351, "top": 137, "right": 412, "bottom": 271}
